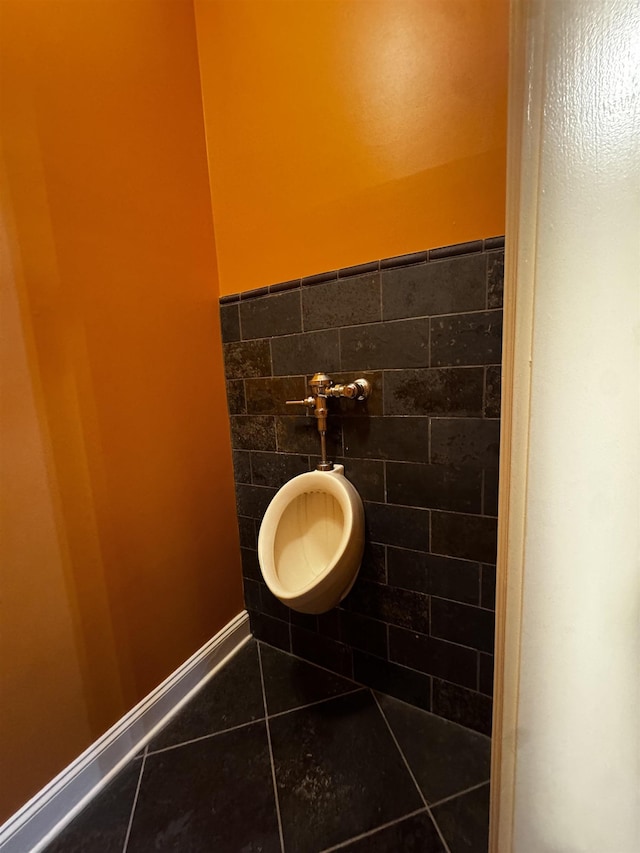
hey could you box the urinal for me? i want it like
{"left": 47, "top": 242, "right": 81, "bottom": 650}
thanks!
{"left": 257, "top": 465, "right": 365, "bottom": 614}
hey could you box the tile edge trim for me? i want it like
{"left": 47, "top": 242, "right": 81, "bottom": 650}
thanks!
{"left": 0, "top": 612, "right": 251, "bottom": 853}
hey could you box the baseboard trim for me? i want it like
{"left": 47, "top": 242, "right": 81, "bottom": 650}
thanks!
{"left": 0, "top": 611, "right": 251, "bottom": 853}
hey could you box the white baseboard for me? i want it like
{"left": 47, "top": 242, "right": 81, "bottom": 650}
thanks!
{"left": 0, "top": 611, "right": 251, "bottom": 853}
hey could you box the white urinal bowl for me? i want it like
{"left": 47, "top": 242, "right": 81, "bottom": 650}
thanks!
{"left": 257, "top": 465, "right": 365, "bottom": 614}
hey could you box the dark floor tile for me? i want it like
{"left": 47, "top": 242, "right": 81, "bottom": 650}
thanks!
{"left": 386, "top": 461, "right": 482, "bottom": 513}
{"left": 487, "top": 249, "right": 504, "bottom": 309}
{"left": 276, "top": 415, "right": 342, "bottom": 457}
{"left": 220, "top": 302, "right": 241, "bottom": 343}
{"left": 270, "top": 691, "right": 423, "bottom": 852}
{"left": 431, "top": 310, "right": 502, "bottom": 368}
{"left": 340, "top": 318, "right": 430, "bottom": 371}
{"left": 43, "top": 760, "right": 141, "bottom": 853}
{"left": 382, "top": 255, "right": 486, "bottom": 320}
{"left": 302, "top": 272, "right": 381, "bottom": 331}
{"left": 128, "top": 722, "right": 280, "bottom": 853}
{"left": 430, "top": 598, "right": 495, "bottom": 654}
{"left": 430, "top": 418, "right": 500, "bottom": 470}
{"left": 332, "top": 811, "right": 445, "bottom": 852}
{"left": 353, "top": 652, "right": 431, "bottom": 712}
{"left": 431, "top": 512, "right": 497, "bottom": 564}
{"left": 388, "top": 626, "right": 478, "bottom": 690}
{"left": 235, "top": 483, "right": 277, "bottom": 521}
{"left": 259, "top": 643, "right": 359, "bottom": 716}
{"left": 245, "top": 376, "right": 308, "bottom": 416}
{"left": 224, "top": 339, "right": 272, "bottom": 380}
{"left": 343, "top": 417, "right": 430, "bottom": 462}
{"left": 377, "top": 693, "right": 491, "bottom": 804}
{"left": 364, "top": 502, "right": 430, "bottom": 551}
{"left": 249, "top": 611, "right": 291, "bottom": 652}
{"left": 148, "top": 642, "right": 264, "bottom": 751}
{"left": 240, "top": 290, "right": 302, "bottom": 339}
{"left": 232, "top": 449, "right": 251, "bottom": 484}
{"left": 384, "top": 367, "right": 484, "bottom": 417}
{"left": 290, "top": 625, "right": 353, "bottom": 678}
{"left": 271, "top": 329, "right": 340, "bottom": 376}
{"left": 432, "top": 680, "right": 492, "bottom": 736}
{"left": 431, "top": 783, "right": 490, "bottom": 853}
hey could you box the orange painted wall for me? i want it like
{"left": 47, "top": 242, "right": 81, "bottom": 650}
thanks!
{"left": 0, "top": 0, "right": 242, "bottom": 820}
{"left": 194, "top": 0, "right": 508, "bottom": 295}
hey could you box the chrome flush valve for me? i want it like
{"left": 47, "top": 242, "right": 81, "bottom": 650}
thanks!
{"left": 285, "top": 372, "right": 371, "bottom": 471}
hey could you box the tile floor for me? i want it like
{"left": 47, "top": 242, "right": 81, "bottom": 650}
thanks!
{"left": 44, "top": 640, "right": 491, "bottom": 853}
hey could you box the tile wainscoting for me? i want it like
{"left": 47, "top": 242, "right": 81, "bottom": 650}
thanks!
{"left": 219, "top": 238, "right": 504, "bottom": 735}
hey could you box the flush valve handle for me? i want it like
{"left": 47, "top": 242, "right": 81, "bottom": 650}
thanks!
{"left": 285, "top": 396, "right": 316, "bottom": 408}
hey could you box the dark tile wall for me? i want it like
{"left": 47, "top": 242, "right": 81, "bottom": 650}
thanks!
{"left": 219, "top": 238, "right": 503, "bottom": 736}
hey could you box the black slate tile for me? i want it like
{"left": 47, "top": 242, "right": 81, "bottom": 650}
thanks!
{"left": 250, "top": 451, "right": 309, "bottom": 487}
{"left": 343, "top": 417, "right": 430, "bottom": 462}
{"left": 302, "top": 272, "right": 381, "bottom": 331}
{"left": 484, "top": 365, "right": 501, "bottom": 418}
{"left": 364, "top": 502, "right": 430, "bottom": 551}
{"left": 239, "top": 290, "right": 302, "bottom": 339}
{"left": 340, "top": 318, "right": 430, "bottom": 371}
{"left": 223, "top": 338, "right": 272, "bottom": 380}
{"left": 429, "top": 240, "right": 483, "bottom": 260}
{"left": 240, "top": 546, "right": 260, "bottom": 580}
{"left": 377, "top": 693, "right": 491, "bottom": 803}
{"left": 431, "top": 783, "right": 490, "bottom": 853}
{"left": 388, "top": 626, "right": 478, "bottom": 690}
{"left": 249, "top": 611, "right": 291, "bottom": 652}
{"left": 230, "top": 414, "right": 276, "bottom": 452}
{"left": 386, "top": 548, "right": 480, "bottom": 606}
{"left": 431, "top": 512, "right": 497, "bottom": 564}
{"left": 480, "top": 564, "right": 496, "bottom": 610}
{"left": 335, "top": 811, "right": 445, "bottom": 852}
{"left": 340, "top": 457, "right": 385, "bottom": 502}
{"left": 148, "top": 642, "right": 264, "bottom": 751}
{"left": 245, "top": 375, "right": 307, "bottom": 415}
{"left": 275, "top": 415, "right": 341, "bottom": 457}
{"left": 353, "top": 651, "right": 431, "bottom": 711}
{"left": 431, "top": 310, "right": 503, "bottom": 367}
{"left": 225, "top": 379, "right": 246, "bottom": 415}
{"left": 345, "top": 579, "right": 430, "bottom": 634}
{"left": 235, "top": 483, "right": 277, "bottom": 520}
{"left": 432, "top": 679, "right": 492, "bottom": 736}
{"left": 238, "top": 517, "right": 257, "bottom": 550}
{"left": 431, "top": 598, "right": 495, "bottom": 654}
{"left": 220, "top": 303, "right": 240, "bottom": 343}
{"left": 386, "top": 461, "right": 482, "bottom": 513}
{"left": 269, "top": 691, "right": 423, "bottom": 852}
{"left": 232, "top": 449, "right": 251, "bottom": 484}
{"left": 128, "top": 722, "right": 280, "bottom": 853}
{"left": 479, "top": 654, "right": 494, "bottom": 696}
{"left": 289, "top": 609, "right": 318, "bottom": 631}
{"left": 334, "top": 610, "right": 389, "bottom": 658}
{"left": 243, "top": 578, "right": 262, "bottom": 612}
{"left": 430, "top": 418, "right": 500, "bottom": 469}
{"left": 382, "top": 255, "right": 486, "bottom": 321}
{"left": 384, "top": 367, "right": 484, "bottom": 417}
{"left": 483, "top": 467, "right": 500, "bottom": 516}
{"left": 258, "top": 581, "right": 291, "bottom": 622}
{"left": 359, "top": 541, "right": 387, "bottom": 583}
{"left": 290, "top": 625, "right": 353, "bottom": 678}
{"left": 487, "top": 249, "right": 504, "bottom": 308}
{"left": 271, "top": 328, "right": 340, "bottom": 375}
{"left": 259, "top": 643, "right": 358, "bottom": 715}
{"left": 43, "top": 760, "right": 141, "bottom": 853}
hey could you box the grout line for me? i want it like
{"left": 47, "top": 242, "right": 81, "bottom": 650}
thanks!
{"left": 121, "top": 749, "right": 147, "bottom": 853}
{"left": 145, "top": 717, "right": 267, "bottom": 756}
{"left": 429, "top": 779, "right": 490, "bottom": 810}
{"left": 257, "top": 643, "right": 286, "bottom": 853}
{"left": 267, "top": 688, "right": 366, "bottom": 722}
{"left": 318, "top": 807, "right": 428, "bottom": 853}
{"left": 371, "top": 693, "right": 453, "bottom": 853}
